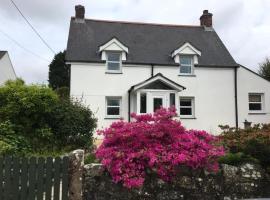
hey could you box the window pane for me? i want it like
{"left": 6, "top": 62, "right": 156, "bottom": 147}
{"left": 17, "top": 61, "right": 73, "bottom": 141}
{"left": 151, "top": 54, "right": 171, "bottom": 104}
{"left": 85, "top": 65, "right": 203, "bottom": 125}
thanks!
{"left": 170, "top": 93, "right": 175, "bottom": 106}
{"left": 180, "top": 99, "right": 191, "bottom": 106}
{"left": 107, "top": 52, "right": 121, "bottom": 62}
{"left": 180, "top": 65, "right": 191, "bottom": 74}
{"left": 107, "top": 107, "right": 120, "bottom": 115}
{"left": 153, "top": 98, "right": 163, "bottom": 112}
{"left": 249, "top": 103, "right": 262, "bottom": 111}
{"left": 107, "top": 99, "right": 120, "bottom": 106}
{"left": 180, "top": 56, "right": 192, "bottom": 65}
{"left": 140, "top": 93, "right": 147, "bottom": 113}
{"left": 108, "top": 62, "right": 120, "bottom": 71}
{"left": 180, "top": 108, "right": 192, "bottom": 115}
{"left": 249, "top": 94, "right": 261, "bottom": 102}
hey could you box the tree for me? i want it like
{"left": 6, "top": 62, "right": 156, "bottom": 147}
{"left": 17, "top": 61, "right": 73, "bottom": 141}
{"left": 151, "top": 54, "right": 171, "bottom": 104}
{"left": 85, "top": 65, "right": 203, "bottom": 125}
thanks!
{"left": 48, "top": 51, "right": 70, "bottom": 90}
{"left": 258, "top": 57, "right": 270, "bottom": 81}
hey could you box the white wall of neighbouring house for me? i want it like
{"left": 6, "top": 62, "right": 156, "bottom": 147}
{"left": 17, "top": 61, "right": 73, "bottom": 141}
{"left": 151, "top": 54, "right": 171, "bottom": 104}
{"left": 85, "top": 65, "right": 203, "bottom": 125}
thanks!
{"left": 70, "top": 62, "right": 240, "bottom": 137}
{"left": 237, "top": 66, "right": 270, "bottom": 127}
{"left": 0, "top": 53, "right": 16, "bottom": 85}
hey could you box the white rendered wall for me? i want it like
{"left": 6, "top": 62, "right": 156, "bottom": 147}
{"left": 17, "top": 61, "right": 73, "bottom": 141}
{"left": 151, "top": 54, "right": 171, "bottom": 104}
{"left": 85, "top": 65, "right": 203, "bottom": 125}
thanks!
{"left": 155, "top": 66, "right": 236, "bottom": 133}
{"left": 237, "top": 66, "right": 270, "bottom": 127}
{"left": 0, "top": 53, "right": 16, "bottom": 85}
{"left": 70, "top": 62, "right": 240, "bottom": 136}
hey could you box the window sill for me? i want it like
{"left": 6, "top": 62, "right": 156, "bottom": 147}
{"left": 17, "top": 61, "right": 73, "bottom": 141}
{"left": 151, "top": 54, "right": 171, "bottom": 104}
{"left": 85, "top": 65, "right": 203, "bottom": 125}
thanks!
{"left": 248, "top": 112, "right": 266, "bottom": 115}
{"left": 104, "top": 117, "right": 122, "bottom": 120}
{"left": 178, "top": 74, "right": 196, "bottom": 77}
{"left": 180, "top": 117, "right": 197, "bottom": 119}
{"left": 105, "top": 72, "right": 123, "bottom": 74}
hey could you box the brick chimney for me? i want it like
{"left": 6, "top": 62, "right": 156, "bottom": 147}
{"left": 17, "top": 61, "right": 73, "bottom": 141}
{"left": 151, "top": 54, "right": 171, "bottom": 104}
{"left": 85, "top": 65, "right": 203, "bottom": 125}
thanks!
{"left": 200, "top": 10, "right": 213, "bottom": 27}
{"left": 75, "top": 5, "right": 85, "bottom": 19}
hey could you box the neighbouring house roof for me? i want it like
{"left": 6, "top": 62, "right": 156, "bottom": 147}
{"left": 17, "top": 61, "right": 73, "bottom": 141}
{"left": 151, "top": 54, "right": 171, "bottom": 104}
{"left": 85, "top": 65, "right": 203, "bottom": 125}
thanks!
{"left": 66, "top": 18, "right": 237, "bottom": 67}
{"left": 129, "top": 73, "right": 186, "bottom": 92}
{"left": 0, "top": 51, "right": 7, "bottom": 59}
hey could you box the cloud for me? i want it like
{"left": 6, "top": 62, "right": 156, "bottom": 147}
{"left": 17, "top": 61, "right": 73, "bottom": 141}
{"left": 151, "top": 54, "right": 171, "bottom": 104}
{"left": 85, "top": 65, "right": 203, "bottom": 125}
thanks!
{"left": 0, "top": 0, "right": 269, "bottom": 83}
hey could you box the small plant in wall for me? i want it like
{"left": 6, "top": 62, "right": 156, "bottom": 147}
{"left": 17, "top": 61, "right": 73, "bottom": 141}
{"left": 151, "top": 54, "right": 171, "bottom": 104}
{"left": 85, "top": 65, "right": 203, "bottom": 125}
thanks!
{"left": 96, "top": 107, "right": 225, "bottom": 188}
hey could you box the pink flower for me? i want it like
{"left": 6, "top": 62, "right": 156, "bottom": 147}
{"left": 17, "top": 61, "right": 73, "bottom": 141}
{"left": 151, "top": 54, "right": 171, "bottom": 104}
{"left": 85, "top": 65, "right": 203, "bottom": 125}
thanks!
{"left": 96, "top": 107, "right": 225, "bottom": 188}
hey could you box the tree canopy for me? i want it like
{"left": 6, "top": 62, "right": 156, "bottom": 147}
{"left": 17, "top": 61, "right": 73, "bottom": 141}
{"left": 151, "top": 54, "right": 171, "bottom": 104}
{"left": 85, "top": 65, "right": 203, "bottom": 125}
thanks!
{"left": 258, "top": 57, "right": 270, "bottom": 81}
{"left": 48, "top": 51, "right": 70, "bottom": 90}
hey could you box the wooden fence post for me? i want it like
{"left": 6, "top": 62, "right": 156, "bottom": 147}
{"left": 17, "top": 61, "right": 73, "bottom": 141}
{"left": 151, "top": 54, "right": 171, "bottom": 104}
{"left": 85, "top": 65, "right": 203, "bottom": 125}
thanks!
{"left": 68, "top": 149, "right": 84, "bottom": 200}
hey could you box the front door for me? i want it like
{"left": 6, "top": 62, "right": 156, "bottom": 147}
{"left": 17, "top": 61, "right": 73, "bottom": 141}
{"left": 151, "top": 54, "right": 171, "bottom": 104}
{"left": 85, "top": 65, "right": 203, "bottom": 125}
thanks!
{"left": 151, "top": 92, "right": 168, "bottom": 112}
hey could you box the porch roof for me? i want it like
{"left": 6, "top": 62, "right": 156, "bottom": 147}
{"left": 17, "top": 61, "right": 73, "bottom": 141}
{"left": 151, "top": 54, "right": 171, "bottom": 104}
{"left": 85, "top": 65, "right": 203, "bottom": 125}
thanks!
{"left": 129, "top": 73, "right": 186, "bottom": 92}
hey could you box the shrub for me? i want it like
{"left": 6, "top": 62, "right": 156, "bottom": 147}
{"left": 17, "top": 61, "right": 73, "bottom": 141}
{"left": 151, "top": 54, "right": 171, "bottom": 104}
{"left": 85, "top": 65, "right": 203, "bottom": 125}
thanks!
{"left": 219, "top": 124, "right": 270, "bottom": 167}
{"left": 0, "top": 79, "right": 97, "bottom": 155}
{"left": 0, "top": 121, "right": 30, "bottom": 154}
{"left": 84, "top": 153, "right": 98, "bottom": 164}
{"left": 218, "top": 152, "right": 258, "bottom": 166}
{"left": 96, "top": 107, "right": 224, "bottom": 188}
{"left": 50, "top": 99, "right": 97, "bottom": 147}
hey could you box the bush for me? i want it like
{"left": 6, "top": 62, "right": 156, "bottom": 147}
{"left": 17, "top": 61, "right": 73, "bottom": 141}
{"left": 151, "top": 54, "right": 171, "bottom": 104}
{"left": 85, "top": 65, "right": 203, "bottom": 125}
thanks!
{"left": 50, "top": 99, "right": 97, "bottom": 147}
{"left": 218, "top": 152, "right": 258, "bottom": 166}
{"left": 84, "top": 153, "right": 98, "bottom": 164}
{"left": 0, "top": 121, "right": 30, "bottom": 155}
{"left": 96, "top": 107, "right": 224, "bottom": 188}
{"left": 0, "top": 79, "right": 97, "bottom": 155}
{"left": 219, "top": 124, "right": 270, "bottom": 167}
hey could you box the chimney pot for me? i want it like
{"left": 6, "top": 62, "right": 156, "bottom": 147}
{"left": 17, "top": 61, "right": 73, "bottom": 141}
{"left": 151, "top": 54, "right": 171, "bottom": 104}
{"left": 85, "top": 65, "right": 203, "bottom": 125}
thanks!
{"left": 200, "top": 10, "right": 213, "bottom": 27}
{"left": 75, "top": 5, "right": 85, "bottom": 19}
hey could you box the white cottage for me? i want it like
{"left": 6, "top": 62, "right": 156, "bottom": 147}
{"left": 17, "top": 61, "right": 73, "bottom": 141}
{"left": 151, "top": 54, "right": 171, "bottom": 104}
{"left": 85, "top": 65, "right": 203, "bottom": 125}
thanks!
{"left": 66, "top": 6, "right": 270, "bottom": 136}
{"left": 0, "top": 51, "right": 16, "bottom": 85}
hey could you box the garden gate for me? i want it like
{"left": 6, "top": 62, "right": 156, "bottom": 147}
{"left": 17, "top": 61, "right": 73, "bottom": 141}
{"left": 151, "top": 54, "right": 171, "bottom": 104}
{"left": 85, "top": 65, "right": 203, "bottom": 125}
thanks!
{"left": 0, "top": 156, "right": 69, "bottom": 200}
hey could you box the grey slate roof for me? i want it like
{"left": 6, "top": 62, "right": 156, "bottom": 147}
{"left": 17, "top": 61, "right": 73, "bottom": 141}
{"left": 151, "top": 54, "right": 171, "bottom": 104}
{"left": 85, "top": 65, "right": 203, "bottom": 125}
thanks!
{"left": 0, "top": 51, "right": 7, "bottom": 59}
{"left": 66, "top": 18, "right": 237, "bottom": 67}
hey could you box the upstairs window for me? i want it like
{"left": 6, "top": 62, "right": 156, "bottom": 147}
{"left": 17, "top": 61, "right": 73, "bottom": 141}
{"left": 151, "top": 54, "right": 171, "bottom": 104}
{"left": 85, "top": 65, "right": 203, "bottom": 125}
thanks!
{"left": 180, "top": 56, "right": 193, "bottom": 74}
{"left": 249, "top": 93, "right": 264, "bottom": 112}
{"left": 106, "top": 52, "right": 122, "bottom": 72}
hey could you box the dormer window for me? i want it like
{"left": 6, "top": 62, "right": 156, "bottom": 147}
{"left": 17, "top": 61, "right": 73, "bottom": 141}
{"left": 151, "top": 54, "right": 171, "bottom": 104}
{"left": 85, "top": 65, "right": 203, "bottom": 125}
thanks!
{"left": 99, "top": 38, "right": 128, "bottom": 74}
{"left": 180, "top": 55, "right": 193, "bottom": 74}
{"left": 171, "top": 42, "right": 201, "bottom": 76}
{"left": 107, "top": 52, "right": 122, "bottom": 72}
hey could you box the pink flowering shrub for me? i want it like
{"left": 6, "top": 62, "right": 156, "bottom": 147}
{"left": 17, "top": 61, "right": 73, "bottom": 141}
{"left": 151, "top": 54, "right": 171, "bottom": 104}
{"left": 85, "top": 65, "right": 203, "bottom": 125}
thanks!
{"left": 95, "top": 107, "right": 224, "bottom": 188}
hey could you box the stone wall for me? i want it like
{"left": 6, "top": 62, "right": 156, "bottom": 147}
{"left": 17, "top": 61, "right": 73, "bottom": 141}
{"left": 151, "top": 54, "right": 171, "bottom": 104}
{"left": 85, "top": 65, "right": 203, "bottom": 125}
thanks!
{"left": 83, "top": 163, "right": 270, "bottom": 200}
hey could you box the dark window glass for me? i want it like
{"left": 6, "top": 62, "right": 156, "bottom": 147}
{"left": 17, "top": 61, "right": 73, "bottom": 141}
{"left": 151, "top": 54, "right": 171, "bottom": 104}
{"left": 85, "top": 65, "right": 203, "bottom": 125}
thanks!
{"left": 170, "top": 93, "right": 175, "bottom": 106}
{"left": 180, "top": 56, "right": 192, "bottom": 65}
{"left": 107, "top": 99, "right": 120, "bottom": 106}
{"left": 180, "top": 98, "right": 193, "bottom": 116}
{"left": 153, "top": 98, "right": 163, "bottom": 112}
{"left": 249, "top": 103, "right": 262, "bottom": 111}
{"left": 140, "top": 93, "right": 147, "bottom": 113}
{"left": 180, "top": 65, "right": 191, "bottom": 74}
{"left": 180, "top": 100, "right": 191, "bottom": 106}
{"left": 180, "top": 56, "right": 192, "bottom": 74}
{"left": 107, "top": 107, "right": 120, "bottom": 115}
{"left": 108, "top": 62, "right": 120, "bottom": 71}
{"left": 107, "top": 52, "right": 121, "bottom": 62}
{"left": 106, "top": 98, "right": 120, "bottom": 116}
{"left": 180, "top": 108, "right": 192, "bottom": 115}
{"left": 249, "top": 94, "right": 261, "bottom": 102}
{"left": 107, "top": 52, "right": 121, "bottom": 71}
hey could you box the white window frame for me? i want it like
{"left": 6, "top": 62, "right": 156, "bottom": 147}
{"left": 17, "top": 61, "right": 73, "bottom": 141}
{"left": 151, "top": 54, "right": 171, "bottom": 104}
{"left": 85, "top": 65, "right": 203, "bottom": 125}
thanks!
{"left": 105, "top": 96, "right": 122, "bottom": 118}
{"left": 248, "top": 93, "right": 264, "bottom": 113}
{"left": 179, "top": 55, "right": 194, "bottom": 75}
{"left": 179, "top": 97, "right": 195, "bottom": 118}
{"left": 106, "top": 51, "right": 122, "bottom": 73}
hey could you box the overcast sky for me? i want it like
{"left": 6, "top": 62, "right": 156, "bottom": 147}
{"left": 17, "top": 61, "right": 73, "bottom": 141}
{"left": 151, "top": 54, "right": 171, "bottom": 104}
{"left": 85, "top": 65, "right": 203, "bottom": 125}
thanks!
{"left": 0, "top": 0, "right": 270, "bottom": 84}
